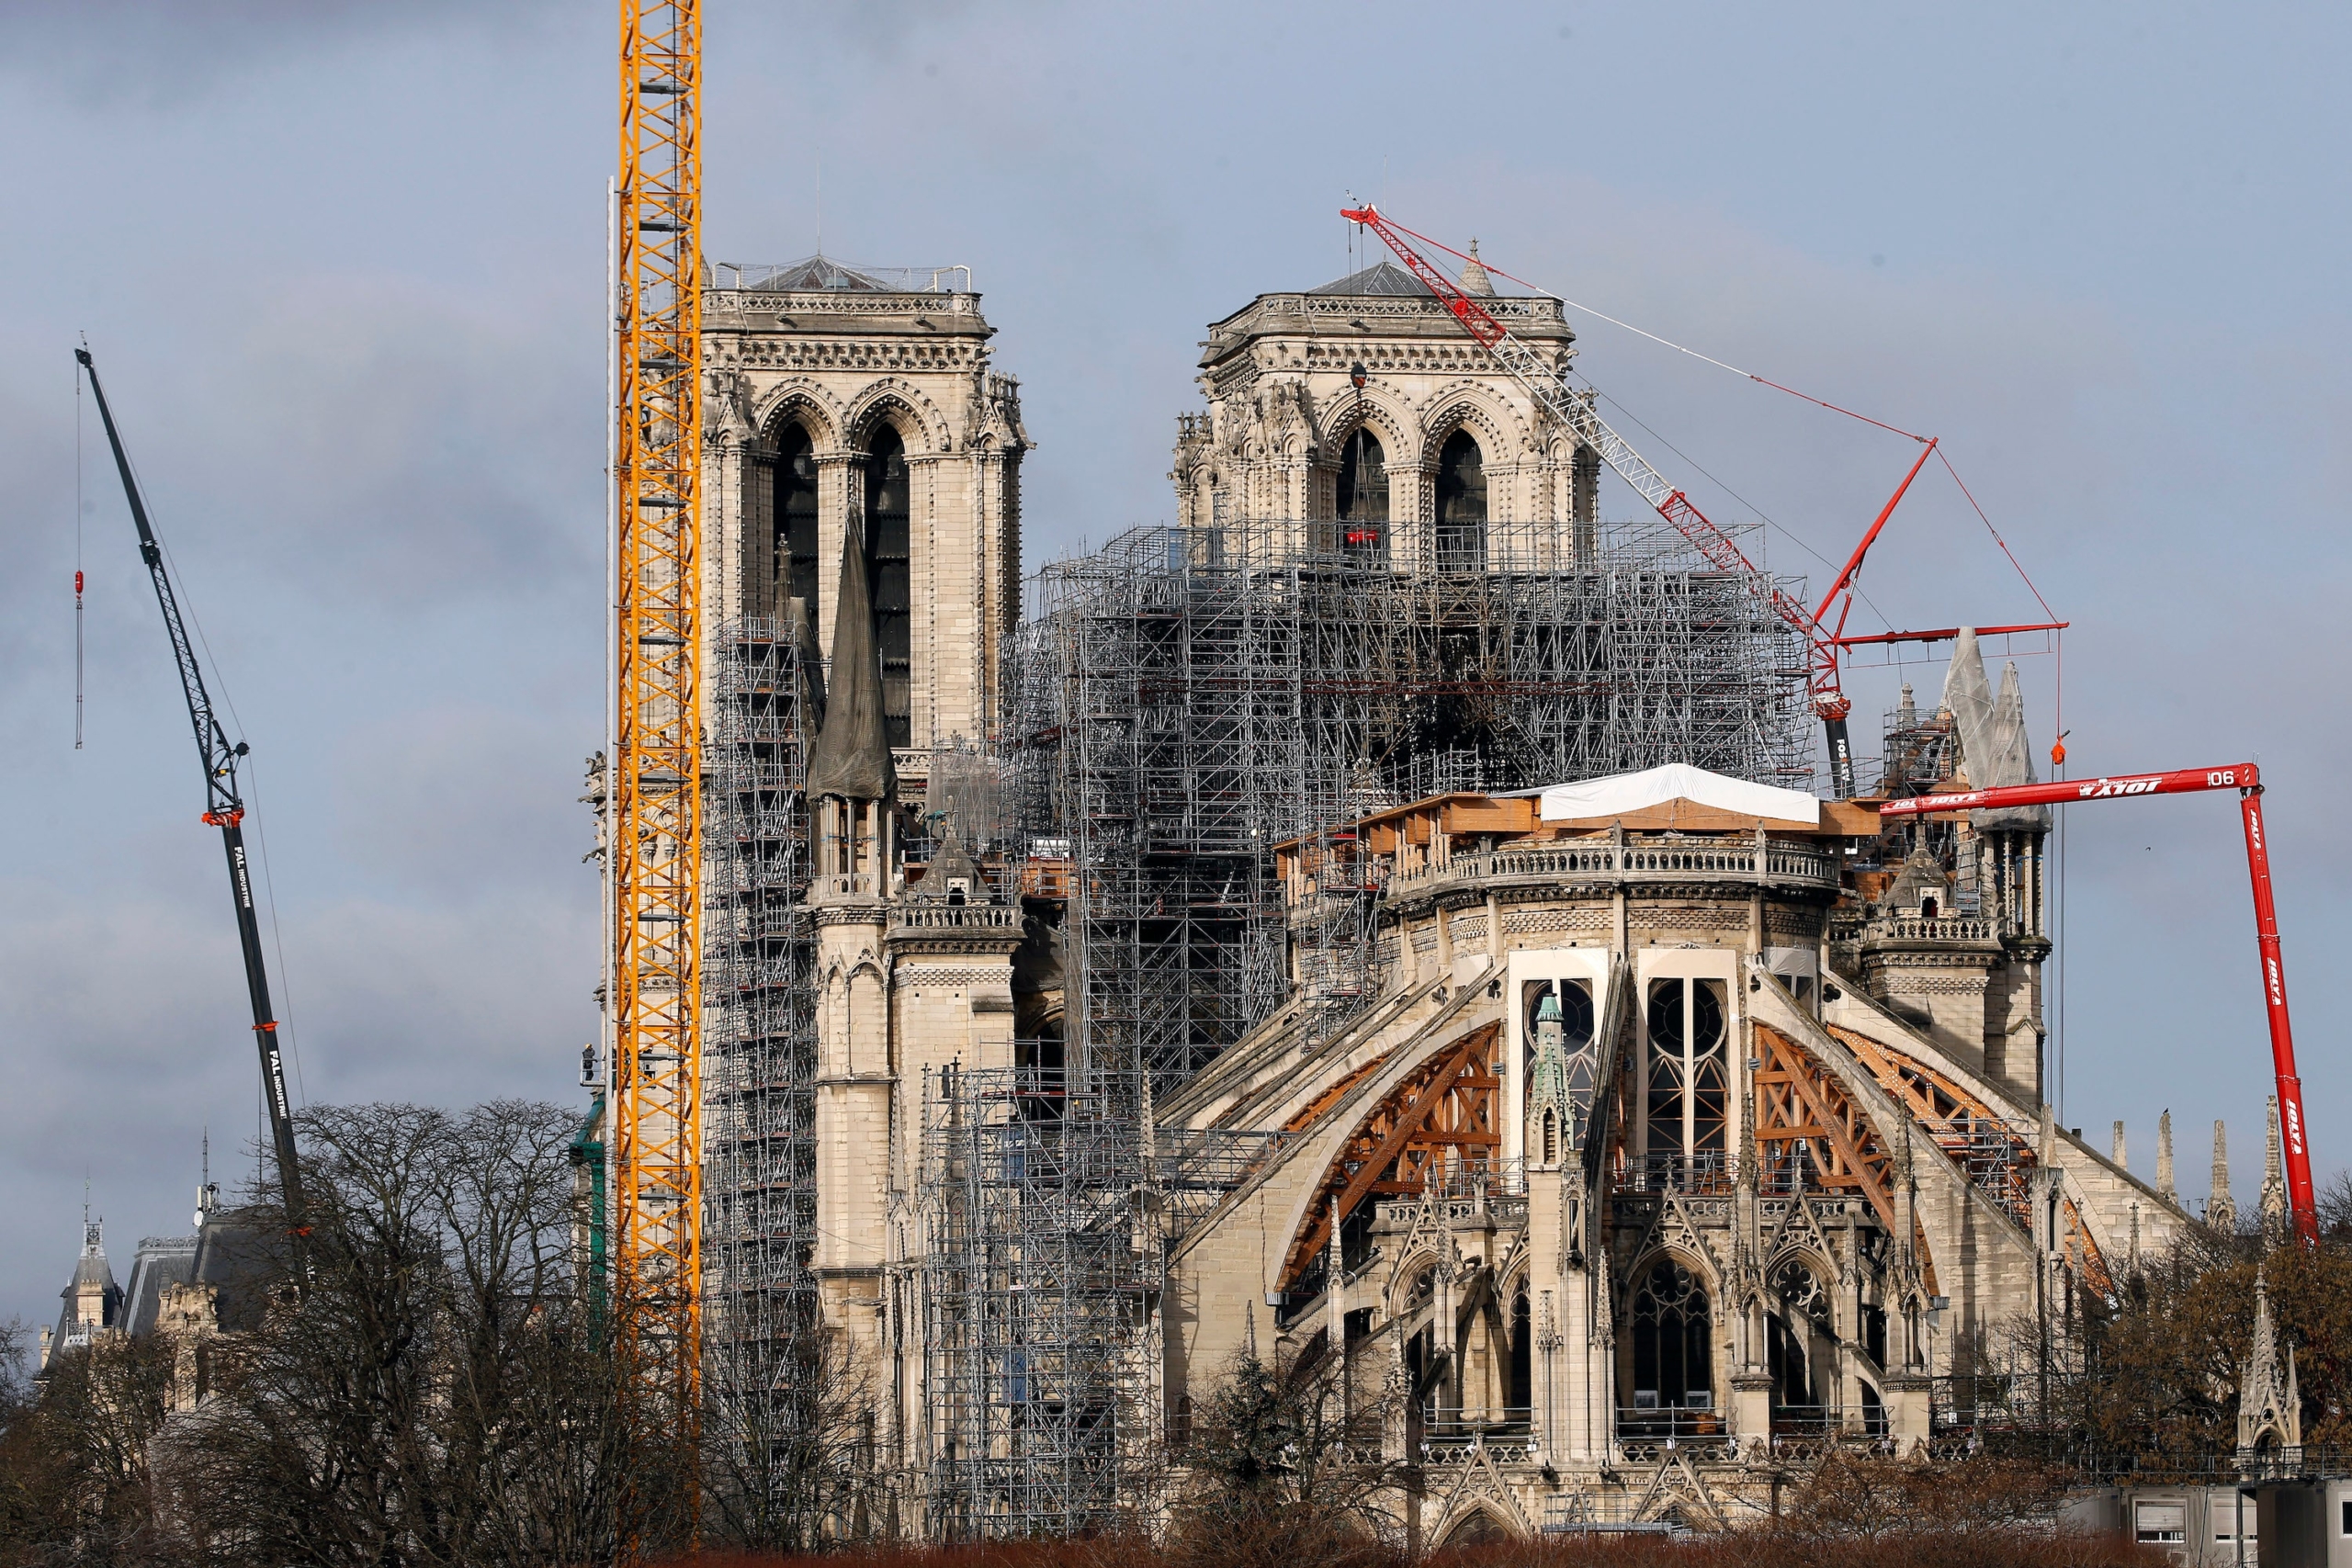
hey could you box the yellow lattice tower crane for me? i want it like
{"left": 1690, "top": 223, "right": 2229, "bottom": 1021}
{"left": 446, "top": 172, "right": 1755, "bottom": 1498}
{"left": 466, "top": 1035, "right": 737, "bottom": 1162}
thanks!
{"left": 614, "top": 0, "right": 704, "bottom": 1440}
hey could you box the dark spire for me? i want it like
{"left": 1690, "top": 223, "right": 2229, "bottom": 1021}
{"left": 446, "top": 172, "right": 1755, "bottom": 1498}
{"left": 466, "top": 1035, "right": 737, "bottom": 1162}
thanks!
{"left": 805, "top": 518, "right": 897, "bottom": 802}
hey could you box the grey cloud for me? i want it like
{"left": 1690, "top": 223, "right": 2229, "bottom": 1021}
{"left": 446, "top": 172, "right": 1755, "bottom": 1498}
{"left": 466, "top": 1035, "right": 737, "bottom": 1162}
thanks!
{"left": 57, "top": 281, "right": 603, "bottom": 612}
{"left": 326, "top": 703, "right": 597, "bottom": 900}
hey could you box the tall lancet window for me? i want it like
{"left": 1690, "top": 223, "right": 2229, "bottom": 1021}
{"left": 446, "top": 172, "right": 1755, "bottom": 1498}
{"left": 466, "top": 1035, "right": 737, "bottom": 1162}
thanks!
{"left": 1434, "top": 428, "right": 1487, "bottom": 571}
{"left": 1645, "top": 978, "right": 1728, "bottom": 1168}
{"left": 1630, "top": 1258, "right": 1713, "bottom": 1414}
{"left": 1336, "top": 427, "right": 1388, "bottom": 558}
{"left": 775, "top": 423, "right": 820, "bottom": 612}
{"left": 862, "top": 426, "right": 913, "bottom": 748}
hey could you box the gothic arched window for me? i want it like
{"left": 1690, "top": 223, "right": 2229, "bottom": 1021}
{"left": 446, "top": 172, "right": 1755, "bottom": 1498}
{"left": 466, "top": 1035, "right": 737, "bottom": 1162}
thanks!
{"left": 1337, "top": 427, "right": 1388, "bottom": 558}
{"left": 1770, "top": 1258, "right": 1830, "bottom": 1418}
{"left": 1645, "top": 978, "right": 1729, "bottom": 1169}
{"left": 1630, "top": 1258, "right": 1713, "bottom": 1412}
{"left": 862, "top": 426, "right": 913, "bottom": 748}
{"left": 774, "top": 422, "right": 820, "bottom": 612}
{"left": 1435, "top": 428, "right": 1487, "bottom": 572}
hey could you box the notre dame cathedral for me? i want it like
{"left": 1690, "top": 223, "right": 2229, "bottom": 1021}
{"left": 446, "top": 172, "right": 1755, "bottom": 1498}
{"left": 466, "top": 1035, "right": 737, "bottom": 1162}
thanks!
{"left": 671, "top": 246, "right": 2188, "bottom": 1543}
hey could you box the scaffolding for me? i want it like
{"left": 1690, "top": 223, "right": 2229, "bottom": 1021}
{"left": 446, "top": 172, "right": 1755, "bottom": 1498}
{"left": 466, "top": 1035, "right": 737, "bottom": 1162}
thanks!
{"left": 906, "top": 511, "right": 1806, "bottom": 1540}
{"left": 702, "top": 618, "right": 824, "bottom": 1467}
{"left": 1010, "top": 516, "right": 1811, "bottom": 1096}
{"left": 922, "top": 1063, "right": 1161, "bottom": 1539}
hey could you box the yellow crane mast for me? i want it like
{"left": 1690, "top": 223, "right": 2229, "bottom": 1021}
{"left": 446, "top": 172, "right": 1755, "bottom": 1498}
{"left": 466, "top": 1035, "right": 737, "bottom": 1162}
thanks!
{"left": 613, "top": 0, "right": 704, "bottom": 1421}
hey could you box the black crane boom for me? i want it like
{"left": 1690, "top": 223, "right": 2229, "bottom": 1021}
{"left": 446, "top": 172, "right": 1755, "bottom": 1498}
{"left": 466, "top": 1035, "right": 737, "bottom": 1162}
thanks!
{"left": 74, "top": 347, "right": 309, "bottom": 1247}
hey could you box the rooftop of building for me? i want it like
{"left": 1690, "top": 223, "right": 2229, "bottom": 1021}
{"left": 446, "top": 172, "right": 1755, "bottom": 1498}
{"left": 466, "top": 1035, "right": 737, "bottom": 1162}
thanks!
{"left": 1274, "top": 765, "right": 1886, "bottom": 860}
{"left": 704, "top": 254, "right": 998, "bottom": 342}
{"left": 119, "top": 1235, "right": 199, "bottom": 1337}
{"left": 708, "top": 254, "right": 976, "bottom": 295}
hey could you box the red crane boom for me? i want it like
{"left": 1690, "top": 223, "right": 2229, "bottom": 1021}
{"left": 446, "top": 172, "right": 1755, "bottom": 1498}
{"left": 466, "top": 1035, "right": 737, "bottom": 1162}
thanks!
{"left": 1884, "top": 764, "right": 2318, "bottom": 1246}
{"left": 1337, "top": 204, "right": 2064, "bottom": 795}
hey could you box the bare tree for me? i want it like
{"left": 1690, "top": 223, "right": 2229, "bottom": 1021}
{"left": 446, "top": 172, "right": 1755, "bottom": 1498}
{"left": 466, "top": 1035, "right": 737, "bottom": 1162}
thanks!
{"left": 1777, "top": 1448, "right": 2069, "bottom": 1541}
{"left": 0, "top": 1325, "right": 187, "bottom": 1566}
{"left": 701, "top": 1324, "right": 877, "bottom": 1552}
{"left": 168, "top": 1100, "right": 692, "bottom": 1566}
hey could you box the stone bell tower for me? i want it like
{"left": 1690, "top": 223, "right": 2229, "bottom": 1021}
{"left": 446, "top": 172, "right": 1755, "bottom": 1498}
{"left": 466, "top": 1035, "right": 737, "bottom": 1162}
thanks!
{"left": 702, "top": 258, "right": 1032, "bottom": 775}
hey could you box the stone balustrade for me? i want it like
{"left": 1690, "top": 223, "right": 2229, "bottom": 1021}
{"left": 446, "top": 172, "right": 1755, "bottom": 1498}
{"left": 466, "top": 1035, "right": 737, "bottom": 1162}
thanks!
{"left": 888, "top": 903, "right": 1019, "bottom": 934}
{"left": 1373, "top": 834, "right": 1841, "bottom": 903}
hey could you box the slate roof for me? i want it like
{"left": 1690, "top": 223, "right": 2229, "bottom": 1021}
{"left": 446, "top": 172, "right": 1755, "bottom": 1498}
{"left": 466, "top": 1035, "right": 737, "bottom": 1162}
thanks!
{"left": 1308, "top": 260, "right": 1435, "bottom": 297}
{"left": 120, "top": 1235, "right": 198, "bottom": 1337}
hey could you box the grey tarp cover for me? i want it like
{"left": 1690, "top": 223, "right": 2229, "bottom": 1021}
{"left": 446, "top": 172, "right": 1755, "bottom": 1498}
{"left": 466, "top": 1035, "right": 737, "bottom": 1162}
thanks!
{"left": 1940, "top": 627, "right": 2050, "bottom": 830}
{"left": 804, "top": 518, "right": 897, "bottom": 802}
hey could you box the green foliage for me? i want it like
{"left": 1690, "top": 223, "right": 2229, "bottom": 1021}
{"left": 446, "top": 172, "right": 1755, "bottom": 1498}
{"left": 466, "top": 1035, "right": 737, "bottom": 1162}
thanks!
{"left": 1166, "top": 1339, "right": 1403, "bottom": 1568}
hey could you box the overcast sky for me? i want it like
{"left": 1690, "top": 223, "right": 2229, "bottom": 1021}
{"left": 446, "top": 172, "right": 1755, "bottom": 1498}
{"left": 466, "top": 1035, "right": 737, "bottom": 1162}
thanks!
{"left": 4, "top": 1, "right": 2346, "bottom": 1325}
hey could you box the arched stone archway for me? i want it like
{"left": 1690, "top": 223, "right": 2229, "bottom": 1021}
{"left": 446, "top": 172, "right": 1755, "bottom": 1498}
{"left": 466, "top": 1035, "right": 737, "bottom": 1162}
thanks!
{"left": 1437, "top": 1506, "right": 1510, "bottom": 1547}
{"left": 1434, "top": 429, "right": 1487, "bottom": 571}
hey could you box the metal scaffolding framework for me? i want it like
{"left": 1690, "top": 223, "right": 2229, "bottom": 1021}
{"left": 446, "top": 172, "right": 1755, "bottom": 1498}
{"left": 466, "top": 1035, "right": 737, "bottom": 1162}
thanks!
{"left": 922, "top": 1064, "right": 1162, "bottom": 1540}
{"left": 1009, "top": 516, "right": 1812, "bottom": 1097}
{"left": 702, "top": 618, "right": 822, "bottom": 1461}
{"left": 899, "top": 511, "right": 1807, "bottom": 1534}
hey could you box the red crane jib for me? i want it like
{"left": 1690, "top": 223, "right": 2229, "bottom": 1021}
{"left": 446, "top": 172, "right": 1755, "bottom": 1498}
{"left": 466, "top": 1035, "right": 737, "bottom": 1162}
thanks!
{"left": 1883, "top": 763, "right": 2318, "bottom": 1247}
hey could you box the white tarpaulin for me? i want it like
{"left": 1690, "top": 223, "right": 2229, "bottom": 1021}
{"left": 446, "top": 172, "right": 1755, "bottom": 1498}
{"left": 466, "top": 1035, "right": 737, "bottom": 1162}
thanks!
{"left": 1535, "top": 763, "right": 1820, "bottom": 826}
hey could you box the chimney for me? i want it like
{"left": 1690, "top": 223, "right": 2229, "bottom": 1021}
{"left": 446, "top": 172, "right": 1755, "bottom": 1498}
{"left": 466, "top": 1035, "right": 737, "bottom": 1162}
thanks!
{"left": 2111, "top": 1120, "right": 2127, "bottom": 1167}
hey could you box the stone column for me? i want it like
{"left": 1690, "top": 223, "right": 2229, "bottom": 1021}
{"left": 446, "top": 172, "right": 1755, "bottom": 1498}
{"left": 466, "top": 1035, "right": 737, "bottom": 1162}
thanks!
{"left": 813, "top": 873, "right": 893, "bottom": 1361}
{"left": 1880, "top": 1122, "right": 1931, "bottom": 1441}
{"left": 1528, "top": 1163, "right": 1565, "bottom": 1456}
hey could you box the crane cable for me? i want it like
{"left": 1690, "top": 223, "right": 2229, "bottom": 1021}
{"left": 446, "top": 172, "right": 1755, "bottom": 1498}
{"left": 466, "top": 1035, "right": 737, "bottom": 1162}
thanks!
{"left": 1374, "top": 217, "right": 2064, "bottom": 644}
{"left": 1367, "top": 212, "right": 2088, "bottom": 1114}
{"left": 74, "top": 352, "right": 85, "bottom": 750}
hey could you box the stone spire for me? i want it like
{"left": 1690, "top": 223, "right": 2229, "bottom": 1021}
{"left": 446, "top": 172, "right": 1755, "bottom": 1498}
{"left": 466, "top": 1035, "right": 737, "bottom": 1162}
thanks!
{"left": 1457, "top": 238, "right": 1498, "bottom": 298}
{"left": 784, "top": 592, "right": 829, "bottom": 725}
{"left": 2111, "top": 1120, "right": 2127, "bottom": 1167}
{"left": 2260, "top": 1094, "right": 2290, "bottom": 1237}
{"left": 2156, "top": 1110, "right": 2177, "bottom": 1205}
{"left": 2209, "top": 1119, "right": 2238, "bottom": 1232}
{"left": 1528, "top": 987, "right": 1569, "bottom": 1162}
{"left": 2235, "top": 1267, "right": 2301, "bottom": 1460}
{"left": 62, "top": 1214, "right": 121, "bottom": 1350}
{"left": 804, "top": 517, "right": 897, "bottom": 803}
{"left": 1942, "top": 628, "right": 1996, "bottom": 776}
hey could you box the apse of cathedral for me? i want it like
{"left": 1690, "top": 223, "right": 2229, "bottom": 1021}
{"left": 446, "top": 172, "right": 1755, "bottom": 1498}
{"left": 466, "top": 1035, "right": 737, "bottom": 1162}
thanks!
{"left": 682, "top": 250, "right": 2187, "bottom": 1540}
